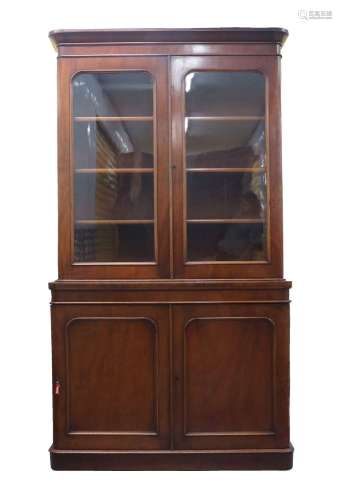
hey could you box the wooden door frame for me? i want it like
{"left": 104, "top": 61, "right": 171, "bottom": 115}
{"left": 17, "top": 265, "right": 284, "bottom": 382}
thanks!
{"left": 170, "top": 55, "right": 283, "bottom": 279}
{"left": 57, "top": 56, "right": 170, "bottom": 279}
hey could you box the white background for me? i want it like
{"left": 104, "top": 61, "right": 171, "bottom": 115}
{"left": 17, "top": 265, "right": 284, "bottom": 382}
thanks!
{"left": 0, "top": 1, "right": 341, "bottom": 498}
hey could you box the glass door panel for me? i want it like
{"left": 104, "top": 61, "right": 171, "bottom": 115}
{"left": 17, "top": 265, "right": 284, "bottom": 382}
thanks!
{"left": 184, "top": 71, "right": 267, "bottom": 262}
{"left": 72, "top": 71, "right": 156, "bottom": 263}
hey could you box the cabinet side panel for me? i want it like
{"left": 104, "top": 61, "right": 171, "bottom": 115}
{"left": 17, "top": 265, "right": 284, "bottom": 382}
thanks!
{"left": 57, "top": 58, "right": 72, "bottom": 277}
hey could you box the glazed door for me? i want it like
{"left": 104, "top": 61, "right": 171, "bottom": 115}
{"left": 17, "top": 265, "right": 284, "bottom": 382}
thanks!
{"left": 171, "top": 56, "right": 283, "bottom": 278}
{"left": 52, "top": 304, "right": 170, "bottom": 450}
{"left": 173, "top": 304, "right": 290, "bottom": 450}
{"left": 58, "top": 56, "right": 170, "bottom": 279}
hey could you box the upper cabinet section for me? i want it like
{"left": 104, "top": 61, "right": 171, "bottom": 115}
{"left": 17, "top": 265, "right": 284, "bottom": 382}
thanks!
{"left": 52, "top": 30, "right": 286, "bottom": 280}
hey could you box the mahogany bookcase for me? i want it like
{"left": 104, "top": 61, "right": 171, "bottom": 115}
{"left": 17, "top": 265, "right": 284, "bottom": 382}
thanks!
{"left": 48, "top": 28, "right": 293, "bottom": 470}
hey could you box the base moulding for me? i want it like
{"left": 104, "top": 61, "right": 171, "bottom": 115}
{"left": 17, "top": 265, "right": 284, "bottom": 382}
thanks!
{"left": 50, "top": 445, "right": 294, "bottom": 470}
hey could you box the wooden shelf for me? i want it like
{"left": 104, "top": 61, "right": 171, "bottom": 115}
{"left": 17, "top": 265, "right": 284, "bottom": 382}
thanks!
{"left": 75, "top": 168, "right": 154, "bottom": 174}
{"left": 76, "top": 219, "right": 154, "bottom": 225}
{"left": 74, "top": 116, "right": 153, "bottom": 122}
{"left": 186, "top": 116, "right": 264, "bottom": 121}
{"left": 187, "top": 219, "right": 265, "bottom": 224}
{"left": 187, "top": 168, "right": 264, "bottom": 173}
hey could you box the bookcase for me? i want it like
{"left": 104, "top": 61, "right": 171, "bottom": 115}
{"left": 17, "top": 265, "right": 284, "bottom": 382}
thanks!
{"left": 49, "top": 28, "right": 293, "bottom": 470}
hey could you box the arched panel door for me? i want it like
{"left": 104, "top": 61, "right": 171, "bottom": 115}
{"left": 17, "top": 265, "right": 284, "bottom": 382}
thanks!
{"left": 51, "top": 304, "right": 170, "bottom": 450}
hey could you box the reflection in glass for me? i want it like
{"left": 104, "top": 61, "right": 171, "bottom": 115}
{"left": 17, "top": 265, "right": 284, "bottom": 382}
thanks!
{"left": 73, "top": 72, "right": 153, "bottom": 117}
{"left": 72, "top": 72, "right": 155, "bottom": 263}
{"left": 74, "top": 121, "right": 154, "bottom": 170}
{"left": 185, "top": 71, "right": 267, "bottom": 262}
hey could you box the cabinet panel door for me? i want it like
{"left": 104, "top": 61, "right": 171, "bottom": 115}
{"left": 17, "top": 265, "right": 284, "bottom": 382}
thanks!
{"left": 52, "top": 304, "right": 170, "bottom": 450}
{"left": 171, "top": 56, "right": 283, "bottom": 278}
{"left": 58, "top": 56, "right": 170, "bottom": 279}
{"left": 173, "top": 304, "right": 289, "bottom": 449}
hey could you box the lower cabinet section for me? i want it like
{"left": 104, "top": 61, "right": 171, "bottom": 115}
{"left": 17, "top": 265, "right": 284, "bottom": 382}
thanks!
{"left": 50, "top": 300, "right": 291, "bottom": 469}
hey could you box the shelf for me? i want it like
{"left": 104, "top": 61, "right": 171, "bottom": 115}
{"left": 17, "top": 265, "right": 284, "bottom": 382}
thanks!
{"left": 187, "top": 168, "right": 264, "bottom": 173}
{"left": 187, "top": 219, "right": 265, "bottom": 224}
{"left": 76, "top": 168, "right": 263, "bottom": 174}
{"left": 75, "top": 219, "right": 154, "bottom": 225}
{"left": 74, "top": 116, "right": 153, "bottom": 122}
{"left": 75, "top": 168, "right": 154, "bottom": 174}
{"left": 186, "top": 116, "right": 265, "bottom": 121}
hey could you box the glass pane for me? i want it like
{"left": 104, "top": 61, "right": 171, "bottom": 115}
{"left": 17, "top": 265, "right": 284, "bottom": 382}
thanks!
{"left": 74, "top": 121, "right": 154, "bottom": 170}
{"left": 186, "top": 120, "right": 265, "bottom": 169}
{"left": 74, "top": 223, "right": 154, "bottom": 262}
{"left": 186, "top": 71, "right": 265, "bottom": 117}
{"left": 72, "top": 72, "right": 155, "bottom": 263}
{"left": 187, "top": 172, "right": 266, "bottom": 220}
{"left": 75, "top": 172, "right": 154, "bottom": 220}
{"left": 185, "top": 71, "right": 267, "bottom": 262}
{"left": 73, "top": 72, "right": 153, "bottom": 117}
{"left": 187, "top": 223, "right": 266, "bottom": 261}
